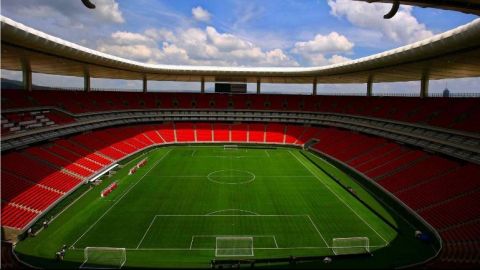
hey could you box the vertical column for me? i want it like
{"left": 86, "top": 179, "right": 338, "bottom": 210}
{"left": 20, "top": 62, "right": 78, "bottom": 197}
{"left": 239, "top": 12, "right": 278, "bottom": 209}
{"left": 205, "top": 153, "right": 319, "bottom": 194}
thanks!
{"left": 312, "top": 77, "right": 317, "bottom": 96}
{"left": 420, "top": 72, "right": 429, "bottom": 98}
{"left": 21, "top": 58, "right": 32, "bottom": 91}
{"left": 256, "top": 78, "right": 261, "bottom": 94}
{"left": 201, "top": 77, "right": 205, "bottom": 93}
{"left": 367, "top": 75, "right": 373, "bottom": 97}
{"left": 83, "top": 66, "right": 91, "bottom": 92}
{"left": 143, "top": 74, "right": 148, "bottom": 93}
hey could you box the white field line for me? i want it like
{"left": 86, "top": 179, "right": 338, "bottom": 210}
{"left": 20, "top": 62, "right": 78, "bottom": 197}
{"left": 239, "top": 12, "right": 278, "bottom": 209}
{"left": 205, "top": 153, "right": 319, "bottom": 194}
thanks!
{"left": 191, "top": 235, "right": 277, "bottom": 250}
{"left": 35, "top": 184, "right": 93, "bottom": 236}
{"left": 155, "top": 214, "right": 307, "bottom": 217}
{"left": 70, "top": 149, "right": 172, "bottom": 249}
{"left": 72, "top": 245, "right": 387, "bottom": 251}
{"left": 138, "top": 214, "right": 328, "bottom": 250}
{"left": 289, "top": 151, "right": 389, "bottom": 246}
{"left": 191, "top": 150, "right": 196, "bottom": 157}
{"left": 306, "top": 215, "right": 330, "bottom": 248}
{"left": 193, "top": 235, "right": 276, "bottom": 237}
{"left": 154, "top": 175, "right": 314, "bottom": 178}
{"left": 136, "top": 216, "right": 158, "bottom": 249}
{"left": 189, "top": 236, "right": 195, "bottom": 250}
{"left": 265, "top": 150, "right": 271, "bottom": 158}
{"left": 205, "top": 209, "right": 260, "bottom": 215}
{"left": 192, "top": 155, "right": 266, "bottom": 158}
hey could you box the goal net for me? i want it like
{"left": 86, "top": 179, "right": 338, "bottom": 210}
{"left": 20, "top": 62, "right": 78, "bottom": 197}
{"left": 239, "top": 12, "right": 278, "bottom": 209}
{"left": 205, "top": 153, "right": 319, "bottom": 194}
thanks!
{"left": 332, "top": 237, "right": 370, "bottom": 255}
{"left": 81, "top": 247, "right": 126, "bottom": 269}
{"left": 215, "top": 237, "right": 254, "bottom": 257}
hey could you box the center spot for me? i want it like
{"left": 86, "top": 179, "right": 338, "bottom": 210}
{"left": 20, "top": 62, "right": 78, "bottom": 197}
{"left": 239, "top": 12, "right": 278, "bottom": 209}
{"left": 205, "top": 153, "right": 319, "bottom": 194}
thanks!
{"left": 207, "top": 169, "right": 255, "bottom": 185}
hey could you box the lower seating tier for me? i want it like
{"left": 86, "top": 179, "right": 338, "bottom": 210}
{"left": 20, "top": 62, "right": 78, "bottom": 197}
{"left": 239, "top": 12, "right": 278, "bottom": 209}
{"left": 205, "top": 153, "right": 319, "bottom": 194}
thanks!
{"left": 2, "top": 121, "right": 480, "bottom": 268}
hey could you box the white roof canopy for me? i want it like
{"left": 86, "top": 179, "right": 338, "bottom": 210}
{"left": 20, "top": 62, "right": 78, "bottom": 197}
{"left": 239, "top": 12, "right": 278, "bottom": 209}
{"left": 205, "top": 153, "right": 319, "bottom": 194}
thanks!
{"left": 1, "top": 16, "right": 480, "bottom": 84}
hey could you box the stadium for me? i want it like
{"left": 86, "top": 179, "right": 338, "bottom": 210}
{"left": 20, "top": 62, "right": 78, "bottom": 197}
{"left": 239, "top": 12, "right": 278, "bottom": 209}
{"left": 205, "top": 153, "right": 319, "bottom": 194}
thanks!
{"left": 1, "top": 0, "right": 479, "bottom": 269}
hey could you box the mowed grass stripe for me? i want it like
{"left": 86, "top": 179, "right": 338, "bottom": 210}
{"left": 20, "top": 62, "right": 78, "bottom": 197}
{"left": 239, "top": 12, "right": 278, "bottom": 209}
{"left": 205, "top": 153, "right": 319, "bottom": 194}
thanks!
{"left": 137, "top": 215, "right": 329, "bottom": 250}
{"left": 71, "top": 149, "right": 172, "bottom": 248}
{"left": 288, "top": 150, "right": 391, "bottom": 246}
{"left": 14, "top": 146, "right": 439, "bottom": 269}
{"left": 75, "top": 147, "right": 393, "bottom": 251}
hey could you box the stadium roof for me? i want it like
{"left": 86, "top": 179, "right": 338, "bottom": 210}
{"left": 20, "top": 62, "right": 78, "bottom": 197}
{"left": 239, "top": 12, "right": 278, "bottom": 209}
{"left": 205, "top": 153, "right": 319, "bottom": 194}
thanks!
{"left": 353, "top": 0, "right": 480, "bottom": 16}
{"left": 1, "top": 15, "right": 480, "bottom": 84}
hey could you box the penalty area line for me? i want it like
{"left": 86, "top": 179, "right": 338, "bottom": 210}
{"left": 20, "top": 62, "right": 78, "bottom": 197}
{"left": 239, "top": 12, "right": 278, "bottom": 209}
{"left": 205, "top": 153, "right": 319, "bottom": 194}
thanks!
{"left": 136, "top": 216, "right": 158, "bottom": 249}
{"left": 289, "top": 150, "right": 389, "bottom": 246}
{"left": 70, "top": 149, "right": 172, "bottom": 249}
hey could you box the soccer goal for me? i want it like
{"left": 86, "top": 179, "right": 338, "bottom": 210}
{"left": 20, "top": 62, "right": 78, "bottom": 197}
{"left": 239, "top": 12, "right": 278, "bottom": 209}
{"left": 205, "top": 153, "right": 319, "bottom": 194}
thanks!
{"left": 81, "top": 247, "right": 126, "bottom": 269}
{"left": 215, "top": 237, "right": 254, "bottom": 257}
{"left": 332, "top": 237, "right": 370, "bottom": 255}
{"left": 223, "top": 145, "right": 238, "bottom": 150}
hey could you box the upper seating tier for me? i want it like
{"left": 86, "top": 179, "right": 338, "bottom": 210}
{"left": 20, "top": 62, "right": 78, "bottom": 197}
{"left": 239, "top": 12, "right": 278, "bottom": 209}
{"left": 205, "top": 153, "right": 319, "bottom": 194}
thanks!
{"left": 2, "top": 90, "right": 480, "bottom": 134}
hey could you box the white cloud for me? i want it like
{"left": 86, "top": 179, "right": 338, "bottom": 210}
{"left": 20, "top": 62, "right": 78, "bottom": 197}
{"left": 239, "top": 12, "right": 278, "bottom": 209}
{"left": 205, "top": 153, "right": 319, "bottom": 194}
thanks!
{"left": 328, "top": 54, "right": 352, "bottom": 64}
{"left": 111, "top": 31, "right": 153, "bottom": 45}
{"left": 144, "top": 28, "right": 176, "bottom": 42}
{"left": 206, "top": 26, "right": 252, "bottom": 51}
{"left": 98, "top": 44, "right": 154, "bottom": 61}
{"left": 192, "top": 6, "right": 211, "bottom": 22}
{"left": 328, "top": 0, "right": 432, "bottom": 44}
{"left": 292, "top": 32, "right": 353, "bottom": 66}
{"left": 6, "top": 0, "right": 125, "bottom": 25}
{"left": 95, "top": 0, "right": 125, "bottom": 23}
{"left": 292, "top": 32, "right": 353, "bottom": 54}
{"left": 98, "top": 26, "right": 299, "bottom": 67}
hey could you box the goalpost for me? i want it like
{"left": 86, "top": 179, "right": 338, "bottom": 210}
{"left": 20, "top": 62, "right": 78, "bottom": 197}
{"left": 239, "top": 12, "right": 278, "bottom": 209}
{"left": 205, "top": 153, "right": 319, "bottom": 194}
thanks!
{"left": 81, "top": 247, "right": 126, "bottom": 269}
{"left": 332, "top": 237, "right": 370, "bottom": 255}
{"left": 215, "top": 237, "right": 254, "bottom": 257}
{"left": 223, "top": 145, "right": 238, "bottom": 150}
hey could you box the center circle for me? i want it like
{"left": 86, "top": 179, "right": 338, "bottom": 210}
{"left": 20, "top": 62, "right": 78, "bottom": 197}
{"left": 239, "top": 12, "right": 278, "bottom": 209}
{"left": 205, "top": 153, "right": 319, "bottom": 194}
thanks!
{"left": 207, "top": 169, "right": 255, "bottom": 185}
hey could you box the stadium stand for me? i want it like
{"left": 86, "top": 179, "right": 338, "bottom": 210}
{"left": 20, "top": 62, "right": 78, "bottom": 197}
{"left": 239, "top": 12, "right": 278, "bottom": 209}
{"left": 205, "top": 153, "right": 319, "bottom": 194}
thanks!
{"left": 196, "top": 123, "right": 213, "bottom": 142}
{"left": 265, "top": 123, "right": 285, "bottom": 143}
{"left": 1, "top": 109, "right": 74, "bottom": 135}
{"left": 213, "top": 123, "right": 230, "bottom": 142}
{"left": 248, "top": 123, "right": 265, "bottom": 143}
{"left": 310, "top": 130, "right": 480, "bottom": 267}
{"left": 2, "top": 90, "right": 480, "bottom": 134}
{"left": 3, "top": 121, "right": 479, "bottom": 265}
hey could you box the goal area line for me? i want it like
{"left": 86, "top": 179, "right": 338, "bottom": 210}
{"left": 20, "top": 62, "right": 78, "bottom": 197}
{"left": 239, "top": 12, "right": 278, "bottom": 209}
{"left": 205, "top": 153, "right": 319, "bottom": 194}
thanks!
{"left": 134, "top": 214, "right": 330, "bottom": 250}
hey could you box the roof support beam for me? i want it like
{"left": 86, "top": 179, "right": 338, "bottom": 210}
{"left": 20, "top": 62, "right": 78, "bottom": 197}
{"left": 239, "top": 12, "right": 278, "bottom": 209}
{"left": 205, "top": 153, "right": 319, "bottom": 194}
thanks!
{"left": 312, "top": 78, "right": 317, "bottom": 96}
{"left": 201, "top": 77, "right": 205, "bottom": 93}
{"left": 256, "top": 78, "right": 261, "bottom": 94}
{"left": 420, "top": 72, "right": 429, "bottom": 98}
{"left": 143, "top": 74, "right": 147, "bottom": 93}
{"left": 83, "top": 66, "right": 91, "bottom": 92}
{"left": 367, "top": 75, "right": 374, "bottom": 97}
{"left": 21, "top": 58, "right": 32, "bottom": 91}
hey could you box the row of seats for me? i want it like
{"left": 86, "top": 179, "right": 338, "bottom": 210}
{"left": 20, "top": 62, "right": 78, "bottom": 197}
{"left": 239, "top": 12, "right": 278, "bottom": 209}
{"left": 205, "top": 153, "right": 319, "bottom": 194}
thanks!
{"left": 1, "top": 122, "right": 313, "bottom": 230}
{"left": 2, "top": 172, "right": 62, "bottom": 211}
{"left": 1, "top": 109, "right": 74, "bottom": 135}
{"left": 2, "top": 121, "right": 479, "bottom": 268}
{"left": 2, "top": 152, "right": 82, "bottom": 192}
{"left": 311, "top": 129, "right": 480, "bottom": 267}
{"left": 1, "top": 203, "right": 39, "bottom": 230}
{"left": 2, "top": 89, "right": 480, "bottom": 133}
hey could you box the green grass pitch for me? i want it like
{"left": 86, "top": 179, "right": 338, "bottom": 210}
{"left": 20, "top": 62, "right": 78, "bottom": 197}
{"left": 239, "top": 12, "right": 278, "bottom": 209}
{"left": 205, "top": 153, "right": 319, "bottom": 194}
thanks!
{"left": 14, "top": 146, "right": 437, "bottom": 269}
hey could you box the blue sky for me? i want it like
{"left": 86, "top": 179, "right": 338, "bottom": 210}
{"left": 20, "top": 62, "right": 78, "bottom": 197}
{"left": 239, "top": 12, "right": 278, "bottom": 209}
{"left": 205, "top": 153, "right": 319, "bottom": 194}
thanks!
{"left": 1, "top": 0, "right": 479, "bottom": 93}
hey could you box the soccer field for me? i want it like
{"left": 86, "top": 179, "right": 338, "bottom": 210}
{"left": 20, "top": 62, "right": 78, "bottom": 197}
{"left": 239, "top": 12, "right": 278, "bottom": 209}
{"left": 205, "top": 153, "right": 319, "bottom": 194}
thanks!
{"left": 14, "top": 146, "right": 436, "bottom": 269}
